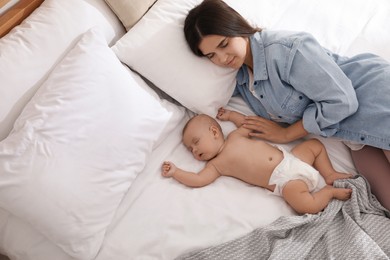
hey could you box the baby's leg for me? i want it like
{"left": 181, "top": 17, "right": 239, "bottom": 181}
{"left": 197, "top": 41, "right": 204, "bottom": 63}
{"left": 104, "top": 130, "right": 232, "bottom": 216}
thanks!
{"left": 282, "top": 179, "right": 352, "bottom": 214}
{"left": 291, "top": 139, "right": 352, "bottom": 185}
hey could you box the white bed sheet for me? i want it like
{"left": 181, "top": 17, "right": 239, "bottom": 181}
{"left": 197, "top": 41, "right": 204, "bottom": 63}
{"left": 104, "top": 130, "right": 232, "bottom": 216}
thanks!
{"left": 1, "top": 0, "right": 389, "bottom": 259}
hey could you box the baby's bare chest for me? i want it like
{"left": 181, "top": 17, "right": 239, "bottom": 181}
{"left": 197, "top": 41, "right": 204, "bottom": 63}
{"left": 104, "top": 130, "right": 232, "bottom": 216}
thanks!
{"left": 213, "top": 139, "right": 283, "bottom": 184}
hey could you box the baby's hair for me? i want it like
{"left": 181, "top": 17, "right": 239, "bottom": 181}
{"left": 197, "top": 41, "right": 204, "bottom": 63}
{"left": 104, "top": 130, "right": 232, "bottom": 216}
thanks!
{"left": 182, "top": 114, "right": 222, "bottom": 136}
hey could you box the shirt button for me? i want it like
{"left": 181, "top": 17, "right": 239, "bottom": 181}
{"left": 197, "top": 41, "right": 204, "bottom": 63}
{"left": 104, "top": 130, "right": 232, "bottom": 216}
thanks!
{"left": 260, "top": 95, "right": 264, "bottom": 98}
{"left": 299, "top": 96, "right": 303, "bottom": 100}
{"left": 360, "top": 137, "right": 365, "bottom": 141}
{"left": 254, "top": 81, "right": 258, "bottom": 85}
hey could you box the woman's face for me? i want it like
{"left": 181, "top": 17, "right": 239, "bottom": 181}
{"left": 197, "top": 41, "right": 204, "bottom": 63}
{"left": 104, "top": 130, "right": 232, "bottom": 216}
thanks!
{"left": 198, "top": 35, "right": 249, "bottom": 69}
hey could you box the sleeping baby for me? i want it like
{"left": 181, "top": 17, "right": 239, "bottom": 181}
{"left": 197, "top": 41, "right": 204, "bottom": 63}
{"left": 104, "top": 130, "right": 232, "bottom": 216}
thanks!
{"left": 161, "top": 108, "right": 352, "bottom": 214}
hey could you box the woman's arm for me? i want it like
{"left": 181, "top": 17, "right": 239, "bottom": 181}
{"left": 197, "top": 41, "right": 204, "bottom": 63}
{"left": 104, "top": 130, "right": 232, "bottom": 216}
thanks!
{"left": 287, "top": 33, "right": 358, "bottom": 136}
{"left": 242, "top": 32, "right": 358, "bottom": 143}
{"left": 161, "top": 161, "right": 220, "bottom": 187}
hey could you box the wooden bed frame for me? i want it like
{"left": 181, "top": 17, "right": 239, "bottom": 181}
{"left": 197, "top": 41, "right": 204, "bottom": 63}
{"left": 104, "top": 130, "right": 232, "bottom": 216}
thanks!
{"left": 0, "top": 0, "right": 43, "bottom": 37}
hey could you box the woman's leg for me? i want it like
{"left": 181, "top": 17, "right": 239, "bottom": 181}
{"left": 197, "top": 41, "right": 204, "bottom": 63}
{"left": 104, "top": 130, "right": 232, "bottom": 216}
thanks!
{"left": 350, "top": 146, "right": 390, "bottom": 210}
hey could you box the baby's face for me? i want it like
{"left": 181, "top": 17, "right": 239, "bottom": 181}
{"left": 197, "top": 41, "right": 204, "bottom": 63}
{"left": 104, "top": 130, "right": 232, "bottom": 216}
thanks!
{"left": 182, "top": 123, "right": 220, "bottom": 161}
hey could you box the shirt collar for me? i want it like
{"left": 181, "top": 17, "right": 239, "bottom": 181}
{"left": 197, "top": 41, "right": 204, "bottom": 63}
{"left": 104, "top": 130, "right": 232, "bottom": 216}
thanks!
{"left": 251, "top": 32, "right": 269, "bottom": 81}
{"left": 236, "top": 32, "right": 268, "bottom": 85}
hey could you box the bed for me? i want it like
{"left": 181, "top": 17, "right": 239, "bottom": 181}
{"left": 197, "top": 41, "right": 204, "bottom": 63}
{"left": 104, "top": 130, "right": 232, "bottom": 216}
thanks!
{"left": 0, "top": 0, "right": 389, "bottom": 259}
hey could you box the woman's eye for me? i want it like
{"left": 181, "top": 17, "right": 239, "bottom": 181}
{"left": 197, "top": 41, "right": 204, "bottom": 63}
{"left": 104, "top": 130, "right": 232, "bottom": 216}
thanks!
{"left": 207, "top": 54, "right": 215, "bottom": 59}
{"left": 220, "top": 39, "right": 228, "bottom": 48}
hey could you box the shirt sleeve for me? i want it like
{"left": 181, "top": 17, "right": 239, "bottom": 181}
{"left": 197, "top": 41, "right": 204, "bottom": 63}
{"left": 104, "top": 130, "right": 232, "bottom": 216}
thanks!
{"left": 286, "top": 32, "right": 358, "bottom": 136}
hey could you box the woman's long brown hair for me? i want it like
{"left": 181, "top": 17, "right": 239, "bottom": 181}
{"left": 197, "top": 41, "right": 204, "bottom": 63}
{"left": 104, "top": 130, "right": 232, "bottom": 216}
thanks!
{"left": 184, "top": 0, "right": 260, "bottom": 57}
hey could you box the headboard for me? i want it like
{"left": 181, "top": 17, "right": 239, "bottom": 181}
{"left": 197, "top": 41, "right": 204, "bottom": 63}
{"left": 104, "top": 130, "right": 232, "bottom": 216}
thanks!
{"left": 0, "top": 0, "right": 43, "bottom": 37}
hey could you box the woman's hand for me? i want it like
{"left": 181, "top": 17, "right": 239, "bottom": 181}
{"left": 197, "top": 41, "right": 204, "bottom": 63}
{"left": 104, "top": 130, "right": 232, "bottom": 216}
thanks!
{"left": 242, "top": 116, "right": 308, "bottom": 143}
{"left": 242, "top": 116, "right": 288, "bottom": 143}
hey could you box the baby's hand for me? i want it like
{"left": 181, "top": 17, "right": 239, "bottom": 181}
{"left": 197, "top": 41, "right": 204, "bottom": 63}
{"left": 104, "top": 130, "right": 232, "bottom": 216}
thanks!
{"left": 217, "top": 107, "right": 231, "bottom": 121}
{"left": 161, "top": 161, "right": 176, "bottom": 178}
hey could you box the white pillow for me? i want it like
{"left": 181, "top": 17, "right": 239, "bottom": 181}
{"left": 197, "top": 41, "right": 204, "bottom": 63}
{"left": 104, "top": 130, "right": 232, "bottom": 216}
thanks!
{"left": 111, "top": 0, "right": 237, "bottom": 116}
{"left": 0, "top": 27, "right": 172, "bottom": 260}
{"left": 0, "top": 0, "right": 125, "bottom": 141}
{"left": 111, "top": 0, "right": 379, "bottom": 116}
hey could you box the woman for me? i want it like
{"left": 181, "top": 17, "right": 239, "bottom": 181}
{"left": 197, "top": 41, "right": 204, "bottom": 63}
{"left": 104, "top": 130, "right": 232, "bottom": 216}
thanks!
{"left": 184, "top": 0, "right": 390, "bottom": 210}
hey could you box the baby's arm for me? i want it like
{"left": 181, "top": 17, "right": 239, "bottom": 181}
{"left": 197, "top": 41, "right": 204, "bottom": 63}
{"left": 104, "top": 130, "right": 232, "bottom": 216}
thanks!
{"left": 217, "top": 107, "right": 245, "bottom": 127}
{"left": 161, "top": 161, "right": 220, "bottom": 187}
{"left": 217, "top": 107, "right": 252, "bottom": 136}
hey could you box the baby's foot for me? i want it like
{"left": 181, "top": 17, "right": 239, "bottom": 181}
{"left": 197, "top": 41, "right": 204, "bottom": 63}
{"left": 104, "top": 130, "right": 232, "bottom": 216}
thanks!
{"left": 325, "top": 171, "right": 353, "bottom": 185}
{"left": 332, "top": 188, "right": 352, "bottom": 201}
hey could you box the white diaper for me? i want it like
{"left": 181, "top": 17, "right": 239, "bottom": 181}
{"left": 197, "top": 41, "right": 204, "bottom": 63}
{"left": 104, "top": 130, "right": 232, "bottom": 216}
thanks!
{"left": 269, "top": 146, "right": 321, "bottom": 197}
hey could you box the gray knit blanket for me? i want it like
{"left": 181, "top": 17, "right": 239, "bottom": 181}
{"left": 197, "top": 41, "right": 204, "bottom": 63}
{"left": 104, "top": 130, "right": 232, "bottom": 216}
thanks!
{"left": 177, "top": 176, "right": 390, "bottom": 260}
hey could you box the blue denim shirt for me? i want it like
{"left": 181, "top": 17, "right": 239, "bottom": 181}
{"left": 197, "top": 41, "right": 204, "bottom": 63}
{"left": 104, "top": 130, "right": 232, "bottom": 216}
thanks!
{"left": 234, "top": 31, "right": 390, "bottom": 150}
